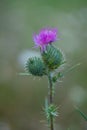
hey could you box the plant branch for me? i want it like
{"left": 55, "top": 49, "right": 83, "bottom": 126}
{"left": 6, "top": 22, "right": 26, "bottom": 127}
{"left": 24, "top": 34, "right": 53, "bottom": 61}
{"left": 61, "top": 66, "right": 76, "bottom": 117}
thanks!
{"left": 48, "top": 72, "right": 54, "bottom": 130}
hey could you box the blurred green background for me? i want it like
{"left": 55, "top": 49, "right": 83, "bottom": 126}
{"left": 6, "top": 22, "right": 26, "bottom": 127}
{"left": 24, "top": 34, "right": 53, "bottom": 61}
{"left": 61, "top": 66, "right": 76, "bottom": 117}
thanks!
{"left": 0, "top": 0, "right": 87, "bottom": 130}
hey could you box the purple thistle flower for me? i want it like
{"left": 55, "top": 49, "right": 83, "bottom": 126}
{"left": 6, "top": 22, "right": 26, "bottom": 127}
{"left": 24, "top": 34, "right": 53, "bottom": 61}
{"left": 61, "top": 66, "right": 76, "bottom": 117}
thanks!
{"left": 33, "top": 28, "right": 58, "bottom": 51}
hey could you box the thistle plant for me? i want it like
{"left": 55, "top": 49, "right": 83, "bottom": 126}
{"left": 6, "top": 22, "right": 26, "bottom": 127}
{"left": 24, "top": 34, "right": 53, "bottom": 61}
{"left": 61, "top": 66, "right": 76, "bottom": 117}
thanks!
{"left": 25, "top": 28, "right": 65, "bottom": 130}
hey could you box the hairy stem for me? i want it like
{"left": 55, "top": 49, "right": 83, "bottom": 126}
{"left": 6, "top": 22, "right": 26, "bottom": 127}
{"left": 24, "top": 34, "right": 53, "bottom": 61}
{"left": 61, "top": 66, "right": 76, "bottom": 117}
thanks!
{"left": 48, "top": 72, "right": 54, "bottom": 130}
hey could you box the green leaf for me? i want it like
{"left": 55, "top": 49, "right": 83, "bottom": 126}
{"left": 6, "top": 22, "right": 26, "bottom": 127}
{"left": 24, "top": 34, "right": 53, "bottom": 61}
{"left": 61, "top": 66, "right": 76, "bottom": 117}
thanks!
{"left": 64, "top": 63, "right": 81, "bottom": 75}
{"left": 53, "top": 63, "right": 81, "bottom": 82}
{"left": 44, "top": 100, "right": 58, "bottom": 124}
{"left": 45, "top": 98, "right": 49, "bottom": 113}
{"left": 18, "top": 73, "right": 32, "bottom": 76}
{"left": 75, "top": 106, "right": 87, "bottom": 121}
{"left": 52, "top": 72, "right": 64, "bottom": 83}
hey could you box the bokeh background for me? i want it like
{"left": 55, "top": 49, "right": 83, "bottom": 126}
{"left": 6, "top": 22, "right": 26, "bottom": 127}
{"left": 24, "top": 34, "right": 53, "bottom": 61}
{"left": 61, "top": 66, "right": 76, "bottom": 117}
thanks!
{"left": 0, "top": 0, "right": 87, "bottom": 130}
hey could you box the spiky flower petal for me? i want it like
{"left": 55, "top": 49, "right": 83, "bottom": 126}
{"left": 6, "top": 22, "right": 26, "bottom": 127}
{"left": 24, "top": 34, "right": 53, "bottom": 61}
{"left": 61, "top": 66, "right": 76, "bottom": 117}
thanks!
{"left": 33, "top": 28, "right": 58, "bottom": 51}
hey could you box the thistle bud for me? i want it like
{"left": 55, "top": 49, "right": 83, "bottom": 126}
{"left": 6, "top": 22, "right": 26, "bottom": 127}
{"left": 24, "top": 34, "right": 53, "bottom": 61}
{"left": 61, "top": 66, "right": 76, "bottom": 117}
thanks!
{"left": 25, "top": 57, "right": 46, "bottom": 76}
{"left": 42, "top": 45, "right": 64, "bottom": 70}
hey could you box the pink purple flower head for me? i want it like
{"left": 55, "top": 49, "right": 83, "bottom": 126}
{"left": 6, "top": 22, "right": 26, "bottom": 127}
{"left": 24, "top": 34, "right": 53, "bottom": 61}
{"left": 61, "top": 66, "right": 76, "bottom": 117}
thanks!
{"left": 33, "top": 28, "right": 58, "bottom": 51}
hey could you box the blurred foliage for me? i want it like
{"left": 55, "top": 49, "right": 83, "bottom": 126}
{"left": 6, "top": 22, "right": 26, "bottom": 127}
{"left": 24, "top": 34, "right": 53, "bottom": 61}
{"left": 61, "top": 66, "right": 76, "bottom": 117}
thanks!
{"left": 75, "top": 106, "right": 87, "bottom": 121}
{"left": 0, "top": 0, "right": 87, "bottom": 130}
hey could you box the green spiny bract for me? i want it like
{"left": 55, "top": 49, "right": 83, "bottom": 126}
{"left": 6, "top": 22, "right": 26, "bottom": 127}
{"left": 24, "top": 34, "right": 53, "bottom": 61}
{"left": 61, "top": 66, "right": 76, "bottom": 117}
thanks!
{"left": 42, "top": 45, "right": 64, "bottom": 70}
{"left": 25, "top": 57, "right": 46, "bottom": 76}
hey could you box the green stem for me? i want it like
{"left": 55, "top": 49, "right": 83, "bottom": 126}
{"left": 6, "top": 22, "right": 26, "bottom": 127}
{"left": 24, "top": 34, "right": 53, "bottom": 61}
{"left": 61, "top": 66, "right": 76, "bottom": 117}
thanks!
{"left": 48, "top": 72, "right": 54, "bottom": 130}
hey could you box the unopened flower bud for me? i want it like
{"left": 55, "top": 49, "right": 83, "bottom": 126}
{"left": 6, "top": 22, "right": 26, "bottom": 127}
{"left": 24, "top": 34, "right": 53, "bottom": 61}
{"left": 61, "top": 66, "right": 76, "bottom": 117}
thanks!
{"left": 25, "top": 57, "right": 46, "bottom": 76}
{"left": 42, "top": 45, "right": 64, "bottom": 70}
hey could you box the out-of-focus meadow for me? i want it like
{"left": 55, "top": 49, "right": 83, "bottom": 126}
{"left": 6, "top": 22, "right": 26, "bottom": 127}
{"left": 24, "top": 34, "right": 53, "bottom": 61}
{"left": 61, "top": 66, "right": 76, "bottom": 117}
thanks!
{"left": 0, "top": 0, "right": 87, "bottom": 130}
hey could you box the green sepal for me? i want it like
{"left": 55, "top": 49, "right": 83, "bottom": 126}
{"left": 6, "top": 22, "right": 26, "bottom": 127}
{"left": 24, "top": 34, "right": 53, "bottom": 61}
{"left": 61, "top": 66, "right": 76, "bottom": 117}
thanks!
{"left": 42, "top": 44, "right": 65, "bottom": 70}
{"left": 25, "top": 57, "right": 46, "bottom": 76}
